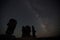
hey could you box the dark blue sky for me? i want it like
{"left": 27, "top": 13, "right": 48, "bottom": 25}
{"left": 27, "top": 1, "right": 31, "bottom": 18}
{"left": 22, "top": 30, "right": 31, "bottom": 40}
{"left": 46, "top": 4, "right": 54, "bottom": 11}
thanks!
{"left": 0, "top": 0, "right": 60, "bottom": 38}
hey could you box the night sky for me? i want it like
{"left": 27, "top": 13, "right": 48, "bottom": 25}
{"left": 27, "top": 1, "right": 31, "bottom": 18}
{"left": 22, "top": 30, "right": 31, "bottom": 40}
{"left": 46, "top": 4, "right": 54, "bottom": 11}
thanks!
{"left": 0, "top": 0, "right": 60, "bottom": 38}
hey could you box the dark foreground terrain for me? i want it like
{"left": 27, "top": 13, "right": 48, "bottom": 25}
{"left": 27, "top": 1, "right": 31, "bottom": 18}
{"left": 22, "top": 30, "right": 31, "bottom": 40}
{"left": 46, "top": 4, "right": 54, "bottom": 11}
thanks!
{"left": 0, "top": 34, "right": 60, "bottom": 40}
{"left": 16, "top": 37, "right": 60, "bottom": 40}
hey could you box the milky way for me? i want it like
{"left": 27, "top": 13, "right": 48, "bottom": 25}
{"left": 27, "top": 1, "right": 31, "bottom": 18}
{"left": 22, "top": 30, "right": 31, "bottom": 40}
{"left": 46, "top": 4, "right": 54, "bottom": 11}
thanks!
{"left": 0, "top": 0, "right": 60, "bottom": 38}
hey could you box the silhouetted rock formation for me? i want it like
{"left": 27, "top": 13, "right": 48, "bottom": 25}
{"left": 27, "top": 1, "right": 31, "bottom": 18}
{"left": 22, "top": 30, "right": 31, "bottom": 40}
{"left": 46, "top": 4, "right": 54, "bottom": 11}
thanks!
{"left": 0, "top": 18, "right": 37, "bottom": 40}
{"left": 6, "top": 18, "right": 17, "bottom": 35}
{"left": 0, "top": 18, "right": 17, "bottom": 40}
{"left": 32, "top": 25, "right": 36, "bottom": 37}
{"left": 25, "top": 25, "right": 31, "bottom": 37}
{"left": 22, "top": 25, "right": 31, "bottom": 37}
{"left": 22, "top": 26, "right": 26, "bottom": 37}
